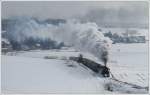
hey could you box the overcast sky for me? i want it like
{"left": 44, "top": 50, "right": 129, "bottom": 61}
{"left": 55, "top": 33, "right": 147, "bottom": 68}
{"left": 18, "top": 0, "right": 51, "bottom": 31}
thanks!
{"left": 2, "top": 1, "right": 149, "bottom": 27}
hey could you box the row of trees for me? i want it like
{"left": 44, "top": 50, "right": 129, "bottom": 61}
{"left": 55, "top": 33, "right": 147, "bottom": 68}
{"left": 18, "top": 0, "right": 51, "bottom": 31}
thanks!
{"left": 2, "top": 18, "right": 66, "bottom": 51}
{"left": 8, "top": 38, "right": 65, "bottom": 51}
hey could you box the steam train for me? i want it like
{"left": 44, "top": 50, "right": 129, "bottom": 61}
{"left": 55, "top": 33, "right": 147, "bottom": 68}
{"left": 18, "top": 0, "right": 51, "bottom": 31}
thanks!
{"left": 69, "top": 56, "right": 110, "bottom": 77}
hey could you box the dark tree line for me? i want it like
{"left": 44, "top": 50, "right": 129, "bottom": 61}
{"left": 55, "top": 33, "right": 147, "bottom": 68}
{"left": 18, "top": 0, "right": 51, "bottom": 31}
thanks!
{"left": 2, "top": 18, "right": 66, "bottom": 51}
{"left": 104, "top": 31, "right": 146, "bottom": 44}
{"left": 8, "top": 38, "right": 65, "bottom": 51}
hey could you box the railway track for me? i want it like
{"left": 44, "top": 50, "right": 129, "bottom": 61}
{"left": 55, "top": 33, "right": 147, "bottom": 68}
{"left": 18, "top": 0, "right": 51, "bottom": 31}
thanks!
{"left": 69, "top": 56, "right": 148, "bottom": 91}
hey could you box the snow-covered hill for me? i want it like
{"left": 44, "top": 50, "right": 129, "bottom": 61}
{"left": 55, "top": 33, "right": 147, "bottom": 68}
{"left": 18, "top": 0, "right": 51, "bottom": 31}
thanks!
{"left": 2, "top": 43, "right": 148, "bottom": 94}
{"left": 2, "top": 51, "right": 109, "bottom": 94}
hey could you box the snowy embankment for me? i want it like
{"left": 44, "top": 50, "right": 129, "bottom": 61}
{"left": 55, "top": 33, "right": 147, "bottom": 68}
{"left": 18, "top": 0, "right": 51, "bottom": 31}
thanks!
{"left": 109, "top": 43, "right": 148, "bottom": 87}
{"left": 2, "top": 43, "right": 149, "bottom": 94}
{"left": 2, "top": 50, "right": 109, "bottom": 94}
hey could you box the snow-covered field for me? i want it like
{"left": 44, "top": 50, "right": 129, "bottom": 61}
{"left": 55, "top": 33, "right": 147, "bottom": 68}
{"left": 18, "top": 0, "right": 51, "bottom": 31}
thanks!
{"left": 109, "top": 43, "right": 149, "bottom": 87}
{"left": 1, "top": 43, "right": 149, "bottom": 94}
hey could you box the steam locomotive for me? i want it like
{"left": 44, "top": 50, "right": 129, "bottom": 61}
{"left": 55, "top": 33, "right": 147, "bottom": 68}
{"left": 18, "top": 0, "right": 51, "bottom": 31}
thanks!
{"left": 69, "top": 56, "right": 110, "bottom": 77}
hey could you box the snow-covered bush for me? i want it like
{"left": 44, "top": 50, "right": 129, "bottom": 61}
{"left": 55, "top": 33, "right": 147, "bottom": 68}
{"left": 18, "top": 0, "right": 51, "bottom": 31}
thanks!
{"left": 44, "top": 56, "right": 58, "bottom": 59}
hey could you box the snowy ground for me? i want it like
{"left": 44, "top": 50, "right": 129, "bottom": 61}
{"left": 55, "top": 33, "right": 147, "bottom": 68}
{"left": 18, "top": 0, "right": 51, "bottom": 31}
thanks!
{"left": 1, "top": 43, "right": 149, "bottom": 94}
{"left": 109, "top": 43, "right": 149, "bottom": 87}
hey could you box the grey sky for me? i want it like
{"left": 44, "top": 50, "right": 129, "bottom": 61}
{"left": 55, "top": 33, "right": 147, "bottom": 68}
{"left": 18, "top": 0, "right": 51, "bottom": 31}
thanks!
{"left": 2, "top": 1, "right": 149, "bottom": 27}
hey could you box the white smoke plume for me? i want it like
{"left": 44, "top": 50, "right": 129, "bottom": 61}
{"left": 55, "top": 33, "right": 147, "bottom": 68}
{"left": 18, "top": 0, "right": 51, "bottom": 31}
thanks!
{"left": 6, "top": 17, "right": 112, "bottom": 62}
